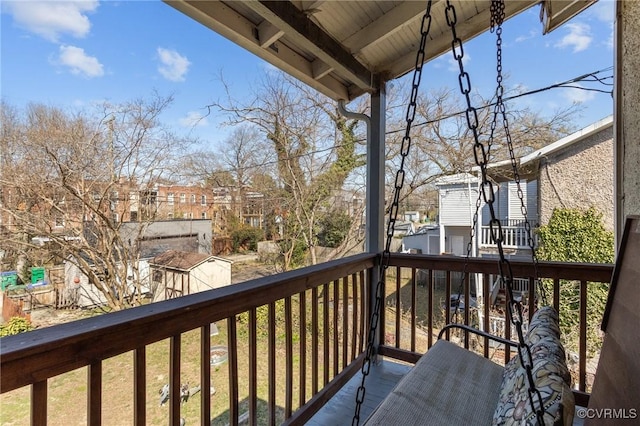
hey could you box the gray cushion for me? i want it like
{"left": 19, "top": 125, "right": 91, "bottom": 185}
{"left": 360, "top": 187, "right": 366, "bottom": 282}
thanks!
{"left": 365, "top": 340, "right": 504, "bottom": 425}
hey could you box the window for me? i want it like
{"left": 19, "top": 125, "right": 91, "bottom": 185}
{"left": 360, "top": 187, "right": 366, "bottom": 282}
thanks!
{"left": 167, "top": 192, "right": 174, "bottom": 206}
{"left": 153, "top": 270, "right": 163, "bottom": 283}
{"left": 111, "top": 191, "right": 119, "bottom": 205}
{"left": 168, "top": 213, "right": 174, "bottom": 219}
{"left": 112, "top": 213, "right": 119, "bottom": 223}
{"left": 54, "top": 217, "right": 65, "bottom": 228}
{"left": 130, "top": 211, "right": 138, "bottom": 222}
{"left": 190, "top": 194, "right": 196, "bottom": 204}
{"left": 183, "top": 212, "right": 188, "bottom": 219}
{"left": 201, "top": 212, "right": 207, "bottom": 219}
{"left": 201, "top": 195, "right": 206, "bottom": 206}
{"left": 180, "top": 193, "right": 186, "bottom": 203}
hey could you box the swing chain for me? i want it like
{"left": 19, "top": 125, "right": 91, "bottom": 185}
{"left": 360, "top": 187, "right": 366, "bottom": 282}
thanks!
{"left": 352, "top": 1, "right": 433, "bottom": 424}
{"left": 446, "top": 1, "right": 546, "bottom": 424}
{"left": 491, "top": 0, "right": 547, "bottom": 307}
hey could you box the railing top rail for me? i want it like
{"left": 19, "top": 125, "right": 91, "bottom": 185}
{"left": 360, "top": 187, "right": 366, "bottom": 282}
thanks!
{"left": 387, "top": 253, "right": 613, "bottom": 283}
{"left": 0, "top": 252, "right": 613, "bottom": 394}
{"left": 0, "top": 253, "right": 376, "bottom": 393}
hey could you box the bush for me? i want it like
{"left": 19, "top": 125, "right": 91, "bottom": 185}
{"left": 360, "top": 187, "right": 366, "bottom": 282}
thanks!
{"left": 279, "top": 239, "right": 308, "bottom": 268}
{"left": 537, "top": 207, "right": 614, "bottom": 356}
{"left": 316, "top": 211, "right": 352, "bottom": 248}
{"left": 0, "top": 316, "right": 34, "bottom": 337}
{"left": 231, "top": 227, "right": 265, "bottom": 252}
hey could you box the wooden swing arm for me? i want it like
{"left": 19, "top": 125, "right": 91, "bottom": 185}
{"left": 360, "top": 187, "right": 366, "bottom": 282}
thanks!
{"left": 438, "top": 323, "right": 518, "bottom": 347}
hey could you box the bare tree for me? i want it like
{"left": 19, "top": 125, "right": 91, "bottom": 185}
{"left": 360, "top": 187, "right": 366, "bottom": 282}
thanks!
{"left": 0, "top": 95, "right": 194, "bottom": 310}
{"left": 209, "top": 71, "right": 366, "bottom": 269}
{"left": 182, "top": 125, "right": 273, "bottom": 234}
{"left": 383, "top": 84, "right": 578, "bottom": 210}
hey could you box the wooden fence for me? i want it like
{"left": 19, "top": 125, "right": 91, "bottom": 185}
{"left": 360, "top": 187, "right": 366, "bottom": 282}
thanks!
{"left": 2, "top": 292, "right": 31, "bottom": 322}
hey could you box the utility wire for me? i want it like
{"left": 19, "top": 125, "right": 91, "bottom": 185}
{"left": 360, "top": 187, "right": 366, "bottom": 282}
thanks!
{"left": 197, "top": 67, "right": 613, "bottom": 176}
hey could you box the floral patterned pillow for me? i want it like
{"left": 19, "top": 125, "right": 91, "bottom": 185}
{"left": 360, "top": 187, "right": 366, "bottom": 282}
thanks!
{"left": 526, "top": 306, "right": 561, "bottom": 345}
{"left": 492, "top": 307, "right": 574, "bottom": 425}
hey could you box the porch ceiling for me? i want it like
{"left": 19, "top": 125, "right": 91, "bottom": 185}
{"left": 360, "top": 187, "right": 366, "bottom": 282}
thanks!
{"left": 165, "top": 0, "right": 596, "bottom": 101}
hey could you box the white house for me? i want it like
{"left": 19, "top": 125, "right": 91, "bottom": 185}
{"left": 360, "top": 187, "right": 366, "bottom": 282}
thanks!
{"left": 401, "top": 116, "right": 614, "bottom": 314}
{"left": 150, "top": 250, "right": 233, "bottom": 302}
{"left": 426, "top": 115, "right": 614, "bottom": 259}
{"left": 434, "top": 173, "right": 479, "bottom": 256}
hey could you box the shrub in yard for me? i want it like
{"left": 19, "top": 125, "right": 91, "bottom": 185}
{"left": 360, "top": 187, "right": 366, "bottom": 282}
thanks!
{"left": 231, "top": 226, "right": 265, "bottom": 252}
{"left": 537, "top": 207, "right": 614, "bottom": 356}
{"left": 0, "top": 316, "right": 34, "bottom": 337}
{"left": 316, "top": 211, "right": 352, "bottom": 248}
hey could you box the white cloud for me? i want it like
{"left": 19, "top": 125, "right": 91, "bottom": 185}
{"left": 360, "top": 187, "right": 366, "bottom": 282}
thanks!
{"left": 447, "top": 53, "right": 470, "bottom": 72}
{"left": 515, "top": 30, "right": 537, "bottom": 43}
{"left": 179, "top": 111, "right": 209, "bottom": 128}
{"left": 555, "top": 22, "right": 592, "bottom": 52}
{"left": 590, "top": 1, "right": 614, "bottom": 23}
{"left": 56, "top": 45, "right": 104, "bottom": 78}
{"left": 157, "top": 48, "right": 190, "bottom": 82}
{"left": 4, "top": 1, "right": 98, "bottom": 42}
{"left": 563, "top": 84, "right": 596, "bottom": 104}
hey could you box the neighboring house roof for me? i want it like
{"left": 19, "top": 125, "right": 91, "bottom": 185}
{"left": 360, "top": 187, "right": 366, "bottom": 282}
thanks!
{"left": 435, "top": 173, "right": 478, "bottom": 186}
{"left": 519, "top": 115, "right": 613, "bottom": 166}
{"left": 472, "top": 115, "right": 614, "bottom": 179}
{"left": 150, "top": 250, "right": 231, "bottom": 272}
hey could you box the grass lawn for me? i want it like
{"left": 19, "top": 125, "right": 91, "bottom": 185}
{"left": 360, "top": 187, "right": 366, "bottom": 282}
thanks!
{"left": 0, "top": 289, "right": 356, "bottom": 425}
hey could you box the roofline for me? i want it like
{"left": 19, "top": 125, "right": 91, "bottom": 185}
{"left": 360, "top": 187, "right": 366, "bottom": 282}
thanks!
{"left": 434, "top": 173, "right": 479, "bottom": 186}
{"left": 149, "top": 254, "right": 233, "bottom": 271}
{"left": 470, "top": 115, "right": 614, "bottom": 175}
{"left": 520, "top": 115, "right": 614, "bottom": 166}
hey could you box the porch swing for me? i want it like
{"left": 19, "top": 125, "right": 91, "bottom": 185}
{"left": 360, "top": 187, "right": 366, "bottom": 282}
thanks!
{"left": 352, "top": 1, "right": 639, "bottom": 425}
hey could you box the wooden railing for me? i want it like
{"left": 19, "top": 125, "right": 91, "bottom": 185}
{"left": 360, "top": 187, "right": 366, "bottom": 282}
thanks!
{"left": 0, "top": 253, "right": 375, "bottom": 426}
{"left": 480, "top": 225, "right": 533, "bottom": 248}
{"left": 0, "top": 253, "right": 613, "bottom": 425}
{"left": 380, "top": 254, "right": 613, "bottom": 394}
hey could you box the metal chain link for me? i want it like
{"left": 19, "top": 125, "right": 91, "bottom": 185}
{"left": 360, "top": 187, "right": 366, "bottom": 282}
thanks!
{"left": 446, "top": 1, "right": 546, "bottom": 424}
{"left": 352, "top": 1, "right": 433, "bottom": 424}
{"left": 491, "top": 0, "right": 547, "bottom": 306}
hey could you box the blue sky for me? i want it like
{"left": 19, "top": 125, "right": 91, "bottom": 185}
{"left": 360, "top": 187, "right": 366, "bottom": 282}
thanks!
{"left": 1, "top": 1, "right": 615, "bottom": 148}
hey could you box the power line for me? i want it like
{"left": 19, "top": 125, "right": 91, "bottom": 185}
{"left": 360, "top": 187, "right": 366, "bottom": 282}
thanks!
{"left": 198, "top": 67, "right": 613, "bottom": 177}
{"left": 386, "top": 66, "right": 613, "bottom": 135}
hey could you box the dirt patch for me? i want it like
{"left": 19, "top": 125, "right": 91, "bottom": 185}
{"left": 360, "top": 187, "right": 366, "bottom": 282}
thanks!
{"left": 232, "top": 262, "right": 278, "bottom": 284}
{"left": 29, "top": 307, "right": 96, "bottom": 329}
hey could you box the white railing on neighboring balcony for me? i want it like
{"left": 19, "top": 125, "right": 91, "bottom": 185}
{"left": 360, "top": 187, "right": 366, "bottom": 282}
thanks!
{"left": 480, "top": 225, "right": 534, "bottom": 248}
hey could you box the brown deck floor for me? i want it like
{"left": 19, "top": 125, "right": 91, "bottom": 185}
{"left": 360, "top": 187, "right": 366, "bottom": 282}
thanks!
{"left": 304, "top": 358, "right": 412, "bottom": 425}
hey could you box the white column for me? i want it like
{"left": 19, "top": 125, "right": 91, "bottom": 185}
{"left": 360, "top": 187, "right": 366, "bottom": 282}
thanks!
{"left": 366, "top": 82, "right": 386, "bottom": 254}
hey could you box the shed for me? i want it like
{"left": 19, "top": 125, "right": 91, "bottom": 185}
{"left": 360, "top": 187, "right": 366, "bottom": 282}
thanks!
{"left": 150, "top": 250, "right": 233, "bottom": 302}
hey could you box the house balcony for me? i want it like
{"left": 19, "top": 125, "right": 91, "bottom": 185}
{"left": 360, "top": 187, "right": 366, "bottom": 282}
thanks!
{"left": 0, "top": 254, "right": 612, "bottom": 425}
{"left": 479, "top": 224, "right": 536, "bottom": 250}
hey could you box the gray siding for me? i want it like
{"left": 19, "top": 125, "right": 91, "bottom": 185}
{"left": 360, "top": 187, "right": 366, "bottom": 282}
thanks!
{"left": 439, "top": 184, "right": 478, "bottom": 226}
{"left": 527, "top": 180, "right": 538, "bottom": 224}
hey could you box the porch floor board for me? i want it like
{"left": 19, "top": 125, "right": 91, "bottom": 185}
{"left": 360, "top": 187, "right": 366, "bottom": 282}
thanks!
{"left": 304, "top": 358, "right": 412, "bottom": 425}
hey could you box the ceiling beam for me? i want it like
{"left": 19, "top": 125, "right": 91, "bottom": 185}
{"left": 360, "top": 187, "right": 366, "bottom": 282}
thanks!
{"left": 385, "top": 0, "right": 539, "bottom": 81}
{"left": 343, "top": 1, "right": 443, "bottom": 55}
{"left": 257, "top": 20, "right": 284, "bottom": 48}
{"left": 166, "top": 0, "right": 353, "bottom": 100}
{"left": 243, "top": 1, "right": 374, "bottom": 93}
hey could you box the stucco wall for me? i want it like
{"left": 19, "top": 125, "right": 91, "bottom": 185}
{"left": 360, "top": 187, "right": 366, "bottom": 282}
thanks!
{"left": 538, "top": 126, "right": 614, "bottom": 231}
